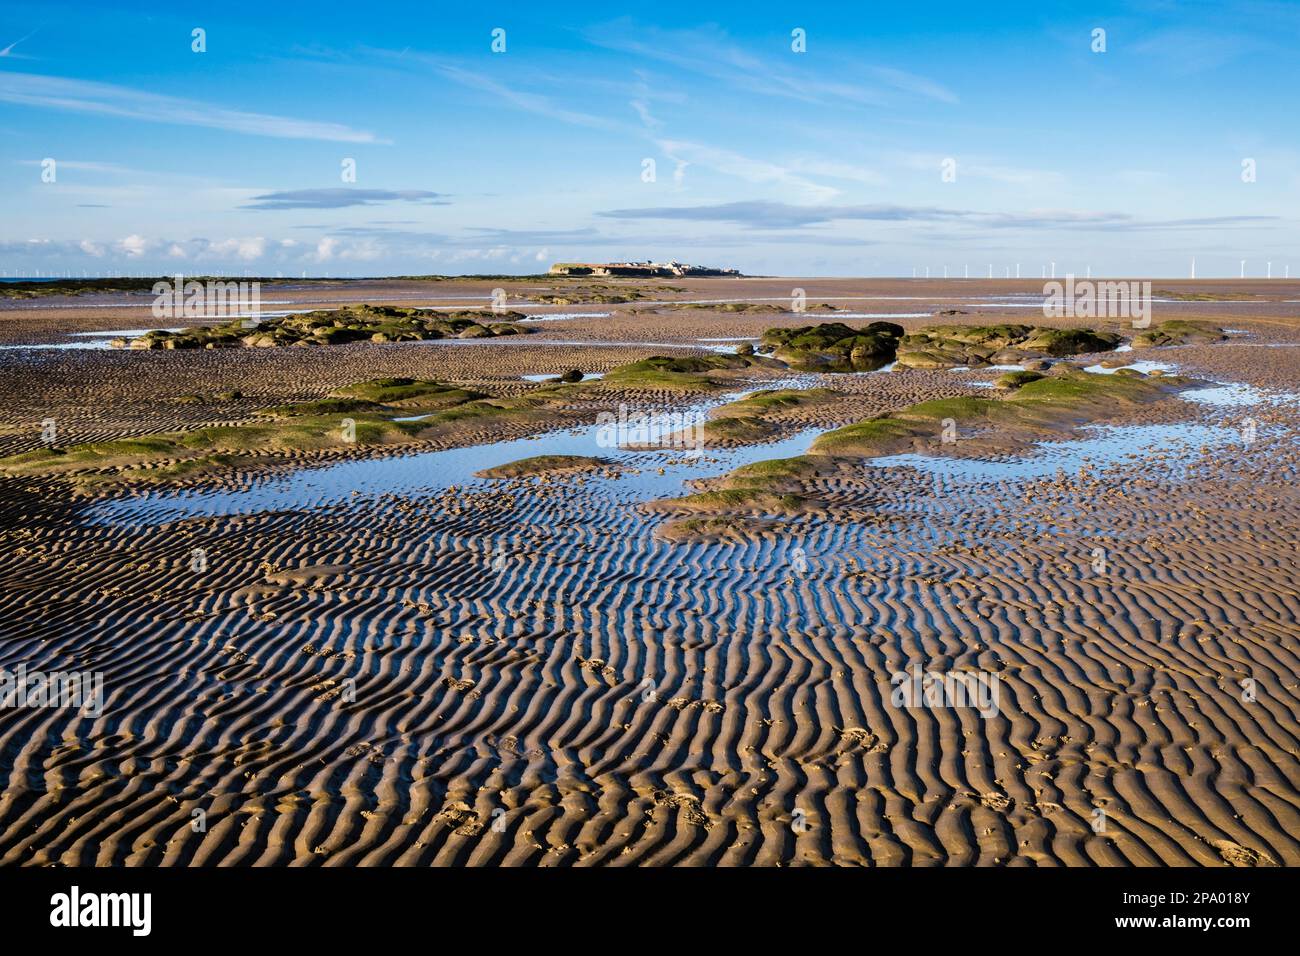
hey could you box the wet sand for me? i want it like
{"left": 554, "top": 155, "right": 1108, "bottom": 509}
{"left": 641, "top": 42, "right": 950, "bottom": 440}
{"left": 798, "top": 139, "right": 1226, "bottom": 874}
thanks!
{"left": 0, "top": 277, "right": 1297, "bottom": 866}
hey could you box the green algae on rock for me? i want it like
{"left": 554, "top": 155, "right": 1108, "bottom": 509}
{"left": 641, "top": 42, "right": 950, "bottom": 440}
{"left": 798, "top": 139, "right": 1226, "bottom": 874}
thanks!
{"left": 602, "top": 353, "right": 782, "bottom": 390}
{"left": 0, "top": 377, "right": 568, "bottom": 486}
{"left": 1130, "top": 320, "right": 1226, "bottom": 348}
{"left": 475, "top": 455, "right": 611, "bottom": 479}
{"left": 894, "top": 324, "right": 1122, "bottom": 368}
{"left": 649, "top": 368, "right": 1193, "bottom": 537}
{"left": 118, "top": 305, "right": 532, "bottom": 350}
{"left": 760, "top": 321, "right": 903, "bottom": 371}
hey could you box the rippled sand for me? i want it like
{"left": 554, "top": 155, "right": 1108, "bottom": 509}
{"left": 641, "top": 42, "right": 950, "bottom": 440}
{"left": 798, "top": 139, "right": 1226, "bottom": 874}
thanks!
{"left": 1, "top": 277, "right": 1297, "bottom": 866}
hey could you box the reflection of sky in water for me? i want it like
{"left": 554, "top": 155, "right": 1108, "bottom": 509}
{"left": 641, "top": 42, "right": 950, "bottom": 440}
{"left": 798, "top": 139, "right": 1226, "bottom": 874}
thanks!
{"left": 520, "top": 372, "right": 604, "bottom": 382}
{"left": 412, "top": 339, "right": 742, "bottom": 354}
{"left": 868, "top": 422, "right": 1234, "bottom": 482}
{"left": 1182, "top": 383, "right": 1300, "bottom": 408}
{"left": 79, "top": 351, "right": 1294, "bottom": 529}
{"left": 0, "top": 341, "right": 113, "bottom": 351}
{"left": 950, "top": 364, "right": 1025, "bottom": 373}
{"left": 806, "top": 312, "right": 931, "bottom": 319}
{"left": 86, "top": 381, "right": 809, "bottom": 526}
{"left": 87, "top": 422, "right": 822, "bottom": 527}
{"left": 1082, "top": 359, "right": 1174, "bottom": 375}
{"left": 70, "top": 328, "right": 184, "bottom": 337}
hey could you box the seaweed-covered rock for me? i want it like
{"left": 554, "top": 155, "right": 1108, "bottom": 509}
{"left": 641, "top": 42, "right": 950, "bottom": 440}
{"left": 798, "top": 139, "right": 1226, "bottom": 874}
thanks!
{"left": 118, "top": 304, "right": 533, "bottom": 350}
{"left": 603, "top": 353, "right": 778, "bottom": 389}
{"left": 1019, "top": 327, "right": 1123, "bottom": 356}
{"left": 895, "top": 324, "right": 1121, "bottom": 368}
{"left": 995, "top": 370, "right": 1047, "bottom": 390}
{"left": 1131, "top": 320, "right": 1225, "bottom": 348}
{"left": 760, "top": 321, "right": 904, "bottom": 372}
{"left": 476, "top": 455, "right": 609, "bottom": 479}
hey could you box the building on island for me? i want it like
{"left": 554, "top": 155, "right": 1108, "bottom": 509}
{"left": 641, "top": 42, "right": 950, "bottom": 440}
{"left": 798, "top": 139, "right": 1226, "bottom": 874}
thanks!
{"left": 549, "top": 260, "right": 741, "bottom": 278}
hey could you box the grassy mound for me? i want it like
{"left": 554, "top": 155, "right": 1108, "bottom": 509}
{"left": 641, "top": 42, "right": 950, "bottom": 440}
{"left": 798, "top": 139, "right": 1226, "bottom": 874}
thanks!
{"left": 682, "top": 388, "right": 841, "bottom": 446}
{"left": 813, "top": 367, "right": 1180, "bottom": 457}
{"left": 602, "top": 353, "right": 776, "bottom": 390}
{"left": 1131, "top": 320, "right": 1225, "bottom": 348}
{"left": 726, "top": 455, "right": 824, "bottom": 482}
{"left": 714, "top": 387, "right": 837, "bottom": 416}
{"left": 895, "top": 324, "right": 1122, "bottom": 368}
{"left": 754, "top": 320, "right": 1127, "bottom": 372}
{"left": 649, "top": 368, "right": 1191, "bottom": 537}
{"left": 0, "top": 377, "right": 536, "bottom": 484}
{"left": 329, "top": 378, "right": 482, "bottom": 406}
{"left": 475, "top": 455, "right": 609, "bottom": 479}
{"left": 647, "top": 453, "right": 825, "bottom": 526}
{"left": 1152, "top": 290, "right": 1258, "bottom": 302}
{"left": 119, "top": 305, "right": 532, "bottom": 350}
{"left": 699, "top": 417, "right": 775, "bottom": 442}
{"left": 996, "top": 370, "right": 1047, "bottom": 389}
{"left": 650, "top": 485, "right": 811, "bottom": 517}
{"left": 760, "top": 322, "right": 903, "bottom": 371}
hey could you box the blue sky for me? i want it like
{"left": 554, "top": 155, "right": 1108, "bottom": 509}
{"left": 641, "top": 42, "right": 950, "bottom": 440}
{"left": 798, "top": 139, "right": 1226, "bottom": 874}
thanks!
{"left": 0, "top": 0, "right": 1296, "bottom": 277}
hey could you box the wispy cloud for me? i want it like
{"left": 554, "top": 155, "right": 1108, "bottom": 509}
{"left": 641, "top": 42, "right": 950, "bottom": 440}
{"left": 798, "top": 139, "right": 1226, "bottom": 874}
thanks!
{"left": 599, "top": 200, "right": 1279, "bottom": 231}
{"left": 601, "top": 200, "right": 956, "bottom": 228}
{"left": 368, "top": 48, "right": 630, "bottom": 134}
{"left": 16, "top": 158, "right": 134, "bottom": 174}
{"left": 434, "top": 62, "right": 627, "bottom": 132}
{"left": 898, "top": 151, "right": 1065, "bottom": 187}
{"left": 242, "top": 188, "right": 447, "bottom": 210}
{"left": 656, "top": 140, "right": 841, "bottom": 202}
{"left": 868, "top": 66, "right": 959, "bottom": 105}
{"left": 585, "top": 19, "right": 957, "bottom": 107}
{"left": 0, "top": 28, "right": 38, "bottom": 59}
{"left": 0, "top": 70, "right": 384, "bottom": 142}
{"left": 1132, "top": 27, "right": 1258, "bottom": 73}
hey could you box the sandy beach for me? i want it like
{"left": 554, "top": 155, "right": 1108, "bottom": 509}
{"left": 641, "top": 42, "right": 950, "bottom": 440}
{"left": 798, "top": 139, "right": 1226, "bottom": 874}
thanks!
{"left": 0, "top": 276, "right": 1297, "bottom": 867}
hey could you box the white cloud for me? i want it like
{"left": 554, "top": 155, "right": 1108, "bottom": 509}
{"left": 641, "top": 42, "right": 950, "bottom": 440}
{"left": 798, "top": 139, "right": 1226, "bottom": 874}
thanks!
{"left": 657, "top": 139, "right": 840, "bottom": 202}
{"left": 0, "top": 70, "right": 384, "bottom": 143}
{"left": 210, "top": 237, "right": 267, "bottom": 261}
